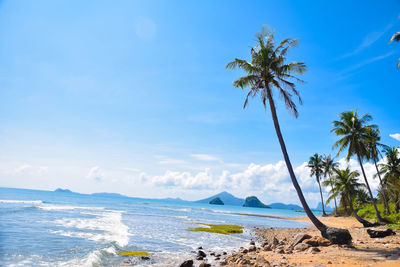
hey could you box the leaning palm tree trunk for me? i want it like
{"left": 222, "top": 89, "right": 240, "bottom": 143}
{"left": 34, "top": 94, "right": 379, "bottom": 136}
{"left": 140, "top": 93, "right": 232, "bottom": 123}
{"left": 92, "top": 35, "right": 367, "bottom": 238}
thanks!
{"left": 267, "top": 92, "right": 326, "bottom": 231}
{"left": 373, "top": 158, "right": 390, "bottom": 214}
{"left": 346, "top": 194, "right": 375, "bottom": 227}
{"left": 357, "top": 154, "right": 385, "bottom": 222}
{"left": 317, "top": 179, "right": 326, "bottom": 216}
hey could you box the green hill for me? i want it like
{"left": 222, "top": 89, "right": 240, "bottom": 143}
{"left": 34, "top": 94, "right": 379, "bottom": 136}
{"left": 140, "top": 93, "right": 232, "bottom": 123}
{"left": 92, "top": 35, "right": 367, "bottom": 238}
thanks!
{"left": 243, "top": 196, "right": 271, "bottom": 208}
{"left": 209, "top": 197, "right": 224, "bottom": 205}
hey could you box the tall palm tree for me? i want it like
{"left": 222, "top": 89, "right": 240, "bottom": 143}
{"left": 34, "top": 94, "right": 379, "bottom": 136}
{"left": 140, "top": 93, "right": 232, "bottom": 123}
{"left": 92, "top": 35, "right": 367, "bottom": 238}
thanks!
{"left": 322, "top": 155, "right": 339, "bottom": 215}
{"left": 365, "top": 127, "right": 390, "bottom": 214}
{"left": 329, "top": 168, "right": 375, "bottom": 227}
{"left": 226, "top": 27, "right": 351, "bottom": 244}
{"left": 379, "top": 146, "right": 400, "bottom": 213}
{"left": 332, "top": 110, "right": 385, "bottom": 223}
{"left": 389, "top": 31, "right": 400, "bottom": 68}
{"left": 308, "top": 153, "right": 327, "bottom": 215}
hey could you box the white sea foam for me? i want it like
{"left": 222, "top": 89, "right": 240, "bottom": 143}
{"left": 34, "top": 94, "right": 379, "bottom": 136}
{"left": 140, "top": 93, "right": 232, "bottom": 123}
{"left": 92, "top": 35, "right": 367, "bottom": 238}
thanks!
{"left": 52, "top": 210, "right": 129, "bottom": 247}
{"left": 0, "top": 199, "right": 43, "bottom": 204}
{"left": 37, "top": 204, "right": 105, "bottom": 211}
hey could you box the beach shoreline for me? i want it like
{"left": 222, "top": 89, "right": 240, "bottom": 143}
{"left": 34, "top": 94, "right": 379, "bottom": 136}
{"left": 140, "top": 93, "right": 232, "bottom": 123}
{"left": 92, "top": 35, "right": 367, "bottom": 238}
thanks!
{"left": 216, "top": 215, "right": 400, "bottom": 267}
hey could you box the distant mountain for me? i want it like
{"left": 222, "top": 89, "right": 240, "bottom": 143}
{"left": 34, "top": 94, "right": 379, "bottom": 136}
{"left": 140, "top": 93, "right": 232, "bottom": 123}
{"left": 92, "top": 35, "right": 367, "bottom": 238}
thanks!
{"left": 315, "top": 202, "right": 334, "bottom": 212}
{"left": 91, "top": 192, "right": 128, "bottom": 198}
{"left": 243, "top": 196, "right": 271, "bottom": 208}
{"left": 157, "top": 197, "right": 188, "bottom": 203}
{"left": 54, "top": 188, "right": 73, "bottom": 193}
{"left": 195, "top": 191, "right": 244, "bottom": 206}
{"left": 209, "top": 197, "right": 224, "bottom": 205}
{"left": 268, "top": 203, "right": 303, "bottom": 210}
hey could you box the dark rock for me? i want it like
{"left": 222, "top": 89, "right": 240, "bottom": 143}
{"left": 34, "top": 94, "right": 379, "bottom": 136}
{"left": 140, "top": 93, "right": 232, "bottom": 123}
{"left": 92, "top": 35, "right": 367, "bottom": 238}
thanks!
{"left": 304, "top": 236, "right": 319, "bottom": 247}
{"left": 242, "top": 248, "right": 248, "bottom": 254}
{"left": 272, "top": 236, "right": 279, "bottom": 246}
{"left": 197, "top": 250, "right": 207, "bottom": 257}
{"left": 199, "top": 263, "right": 211, "bottom": 267}
{"left": 321, "top": 227, "right": 352, "bottom": 245}
{"left": 196, "top": 256, "right": 203, "bottom": 260}
{"left": 294, "top": 243, "right": 311, "bottom": 251}
{"left": 197, "top": 246, "right": 203, "bottom": 250}
{"left": 222, "top": 251, "right": 227, "bottom": 255}
{"left": 248, "top": 245, "right": 256, "bottom": 252}
{"left": 308, "top": 247, "right": 321, "bottom": 254}
{"left": 140, "top": 256, "right": 150, "bottom": 260}
{"left": 210, "top": 252, "right": 215, "bottom": 256}
{"left": 179, "top": 260, "right": 193, "bottom": 267}
{"left": 250, "top": 241, "right": 255, "bottom": 245}
{"left": 367, "top": 228, "right": 396, "bottom": 238}
{"left": 291, "top": 233, "right": 312, "bottom": 247}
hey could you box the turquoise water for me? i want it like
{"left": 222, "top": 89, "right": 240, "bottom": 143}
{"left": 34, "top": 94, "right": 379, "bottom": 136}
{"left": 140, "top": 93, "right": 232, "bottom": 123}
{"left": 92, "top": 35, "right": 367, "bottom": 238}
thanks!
{"left": 0, "top": 187, "right": 313, "bottom": 266}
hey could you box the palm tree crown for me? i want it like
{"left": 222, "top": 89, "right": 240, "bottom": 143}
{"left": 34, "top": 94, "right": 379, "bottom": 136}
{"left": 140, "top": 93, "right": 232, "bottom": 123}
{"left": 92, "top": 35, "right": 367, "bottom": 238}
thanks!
{"left": 226, "top": 27, "right": 306, "bottom": 117}
{"left": 389, "top": 31, "right": 400, "bottom": 68}
{"left": 332, "top": 110, "right": 377, "bottom": 160}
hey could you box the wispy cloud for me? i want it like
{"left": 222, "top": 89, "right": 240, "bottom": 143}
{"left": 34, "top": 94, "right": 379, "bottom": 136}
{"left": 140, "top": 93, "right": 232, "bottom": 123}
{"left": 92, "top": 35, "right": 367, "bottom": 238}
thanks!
{"left": 390, "top": 133, "right": 400, "bottom": 141}
{"left": 337, "top": 23, "right": 393, "bottom": 60}
{"left": 155, "top": 155, "right": 187, "bottom": 165}
{"left": 190, "top": 153, "right": 221, "bottom": 162}
{"left": 340, "top": 51, "right": 395, "bottom": 75}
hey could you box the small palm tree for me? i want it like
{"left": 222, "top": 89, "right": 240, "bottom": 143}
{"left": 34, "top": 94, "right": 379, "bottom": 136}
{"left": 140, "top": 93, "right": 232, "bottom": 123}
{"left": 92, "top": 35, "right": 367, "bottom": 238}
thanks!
{"left": 332, "top": 110, "right": 385, "bottom": 223}
{"left": 308, "top": 153, "right": 327, "bottom": 215}
{"left": 379, "top": 146, "right": 400, "bottom": 213}
{"left": 227, "top": 26, "right": 351, "bottom": 244}
{"left": 330, "top": 168, "right": 375, "bottom": 227}
{"left": 389, "top": 31, "right": 400, "bottom": 68}
{"left": 322, "top": 155, "right": 339, "bottom": 214}
{"left": 365, "top": 127, "right": 390, "bottom": 214}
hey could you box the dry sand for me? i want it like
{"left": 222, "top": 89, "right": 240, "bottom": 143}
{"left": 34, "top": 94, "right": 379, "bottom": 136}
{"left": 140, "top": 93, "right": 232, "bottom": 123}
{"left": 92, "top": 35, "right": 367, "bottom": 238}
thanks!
{"left": 224, "top": 216, "right": 400, "bottom": 267}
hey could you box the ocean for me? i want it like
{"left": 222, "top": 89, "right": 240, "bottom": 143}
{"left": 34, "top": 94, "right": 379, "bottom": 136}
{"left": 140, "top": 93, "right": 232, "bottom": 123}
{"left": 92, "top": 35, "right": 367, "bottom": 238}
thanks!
{"left": 0, "top": 187, "right": 314, "bottom": 266}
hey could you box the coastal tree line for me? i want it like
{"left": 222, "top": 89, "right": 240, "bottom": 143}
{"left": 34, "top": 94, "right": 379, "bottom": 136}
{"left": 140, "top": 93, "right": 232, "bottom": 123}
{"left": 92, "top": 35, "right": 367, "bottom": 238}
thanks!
{"left": 227, "top": 22, "right": 399, "bottom": 244}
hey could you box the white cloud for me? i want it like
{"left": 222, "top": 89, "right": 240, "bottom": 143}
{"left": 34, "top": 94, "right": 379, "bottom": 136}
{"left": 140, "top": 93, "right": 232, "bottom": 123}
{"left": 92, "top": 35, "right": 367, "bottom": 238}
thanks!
{"left": 389, "top": 133, "right": 400, "bottom": 141}
{"left": 13, "top": 164, "right": 48, "bottom": 176}
{"left": 86, "top": 166, "right": 104, "bottom": 182}
{"left": 190, "top": 154, "right": 221, "bottom": 162}
{"left": 140, "top": 155, "right": 387, "bottom": 206}
{"left": 155, "top": 155, "right": 187, "bottom": 165}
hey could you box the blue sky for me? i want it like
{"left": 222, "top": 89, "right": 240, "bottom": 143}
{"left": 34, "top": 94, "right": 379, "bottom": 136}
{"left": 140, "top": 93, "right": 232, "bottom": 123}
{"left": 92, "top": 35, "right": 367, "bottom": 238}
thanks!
{"left": 0, "top": 0, "right": 399, "bottom": 206}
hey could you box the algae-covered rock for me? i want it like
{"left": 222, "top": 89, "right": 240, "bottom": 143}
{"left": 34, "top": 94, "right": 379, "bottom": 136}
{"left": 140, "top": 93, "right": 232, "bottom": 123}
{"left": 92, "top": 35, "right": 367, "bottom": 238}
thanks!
{"left": 188, "top": 223, "right": 243, "bottom": 235}
{"left": 118, "top": 251, "right": 149, "bottom": 256}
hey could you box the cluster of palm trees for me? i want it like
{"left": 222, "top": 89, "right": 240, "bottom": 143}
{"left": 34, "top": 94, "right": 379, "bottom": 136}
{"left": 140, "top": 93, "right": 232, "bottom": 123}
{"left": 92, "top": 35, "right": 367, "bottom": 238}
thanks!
{"left": 308, "top": 110, "right": 400, "bottom": 227}
{"left": 226, "top": 26, "right": 399, "bottom": 244}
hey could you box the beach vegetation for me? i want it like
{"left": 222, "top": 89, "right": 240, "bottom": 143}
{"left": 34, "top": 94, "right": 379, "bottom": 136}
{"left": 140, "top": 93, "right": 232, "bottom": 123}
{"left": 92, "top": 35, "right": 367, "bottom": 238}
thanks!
{"left": 308, "top": 153, "right": 327, "bottom": 216}
{"left": 188, "top": 223, "right": 243, "bottom": 235}
{"left": 332, "top": 110, "right": 386, "bottom": 223}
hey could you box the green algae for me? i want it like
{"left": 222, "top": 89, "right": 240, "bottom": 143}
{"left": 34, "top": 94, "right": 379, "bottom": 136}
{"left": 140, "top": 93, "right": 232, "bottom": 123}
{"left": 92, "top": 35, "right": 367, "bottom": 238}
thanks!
{"left": 118, "top": 251, "right": 150, "bottom": 256}
{"left": 188, "top": 223, "right": 243, "bottom": 235}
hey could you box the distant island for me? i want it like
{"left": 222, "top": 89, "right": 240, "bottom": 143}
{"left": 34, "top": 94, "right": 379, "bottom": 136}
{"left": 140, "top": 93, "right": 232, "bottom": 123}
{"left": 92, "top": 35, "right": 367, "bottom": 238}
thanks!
{"left": 91, "top": 192, "right": 128, "bottom": 198}
{"left": 54, "top": 188, "right": 73, "bottom": 193}
{"left": 209, "top": 197, "right": 224, "bottom": 205}
{"left": 268, "top": 202, "right": 303, "bottom": 210}
{"left": 195, "top": 191, "right": 244, "bottom": 206}
{"left": 242, "top": 196, "right": 271, "bottom": 208}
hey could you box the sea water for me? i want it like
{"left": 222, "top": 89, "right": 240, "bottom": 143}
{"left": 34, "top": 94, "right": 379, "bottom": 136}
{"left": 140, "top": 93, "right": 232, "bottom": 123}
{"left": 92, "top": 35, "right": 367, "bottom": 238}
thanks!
{"left": 0, "top": 187, "right": 313, "bottom": 266}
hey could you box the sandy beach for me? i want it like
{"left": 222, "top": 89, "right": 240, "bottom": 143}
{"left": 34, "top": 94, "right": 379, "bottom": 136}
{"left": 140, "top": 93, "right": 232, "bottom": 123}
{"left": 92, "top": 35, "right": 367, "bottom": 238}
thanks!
{"left": 221, "top": 216, "right": 400, "bottom": 267}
